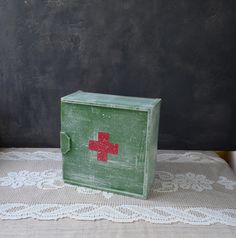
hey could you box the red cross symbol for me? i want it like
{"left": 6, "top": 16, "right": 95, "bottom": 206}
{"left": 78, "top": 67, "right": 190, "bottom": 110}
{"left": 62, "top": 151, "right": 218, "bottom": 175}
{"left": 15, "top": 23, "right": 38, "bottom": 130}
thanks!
{"left": 88, "top": 132, "right": 119, "bottom": 162}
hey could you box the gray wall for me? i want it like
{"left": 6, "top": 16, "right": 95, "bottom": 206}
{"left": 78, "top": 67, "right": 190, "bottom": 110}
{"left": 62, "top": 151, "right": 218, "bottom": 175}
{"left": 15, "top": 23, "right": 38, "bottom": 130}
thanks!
{"left": 0, "top": 0, "right": 235, "bottom": 149}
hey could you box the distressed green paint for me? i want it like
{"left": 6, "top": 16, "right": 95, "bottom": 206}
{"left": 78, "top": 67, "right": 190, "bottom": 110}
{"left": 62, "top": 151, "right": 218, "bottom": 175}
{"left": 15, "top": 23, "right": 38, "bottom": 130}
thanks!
{"left": 61, "top": 91, "right": 161, "bottom": 199}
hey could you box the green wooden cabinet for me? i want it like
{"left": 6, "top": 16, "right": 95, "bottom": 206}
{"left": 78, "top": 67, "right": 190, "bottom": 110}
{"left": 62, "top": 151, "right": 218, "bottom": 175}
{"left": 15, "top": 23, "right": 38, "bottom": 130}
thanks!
{"left": 61, "top": 91, "right": 161, "bottom": 199}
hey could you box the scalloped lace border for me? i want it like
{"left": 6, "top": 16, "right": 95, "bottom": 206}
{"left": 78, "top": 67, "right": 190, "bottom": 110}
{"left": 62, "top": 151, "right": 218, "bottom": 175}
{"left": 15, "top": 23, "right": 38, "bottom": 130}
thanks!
{"left": 0, "top": 203, "right": 235, "bottom": 225}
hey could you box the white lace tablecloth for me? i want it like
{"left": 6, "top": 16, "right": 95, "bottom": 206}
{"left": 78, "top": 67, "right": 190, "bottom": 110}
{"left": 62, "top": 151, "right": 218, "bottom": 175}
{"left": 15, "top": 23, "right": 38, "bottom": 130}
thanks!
{"left": 0, "top": 149, "right": 236, "bottom": 237}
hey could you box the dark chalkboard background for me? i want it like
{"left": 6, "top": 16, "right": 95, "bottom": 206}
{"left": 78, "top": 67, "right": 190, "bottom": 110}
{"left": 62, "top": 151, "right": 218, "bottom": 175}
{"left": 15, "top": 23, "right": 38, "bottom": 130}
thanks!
{"left": 0, "top": 0, "right": 235, "bottom": 149}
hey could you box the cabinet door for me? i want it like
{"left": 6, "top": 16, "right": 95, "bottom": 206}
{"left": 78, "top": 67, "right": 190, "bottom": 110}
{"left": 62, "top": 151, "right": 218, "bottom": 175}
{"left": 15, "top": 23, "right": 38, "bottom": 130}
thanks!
{"left": 61, "top": 102, "right": 148, "bottom": 196}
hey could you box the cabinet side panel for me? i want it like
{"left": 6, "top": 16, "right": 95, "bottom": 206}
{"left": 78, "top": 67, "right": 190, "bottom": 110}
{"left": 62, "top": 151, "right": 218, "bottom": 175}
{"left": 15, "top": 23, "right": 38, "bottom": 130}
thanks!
{"left": 144, "top": 102, "right": 161, "bottom": 197}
